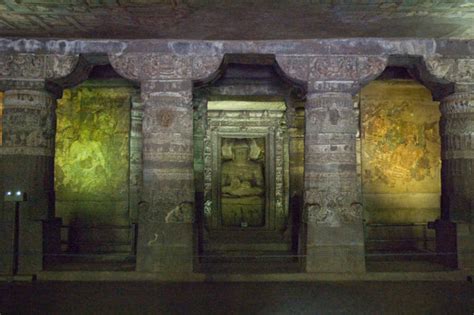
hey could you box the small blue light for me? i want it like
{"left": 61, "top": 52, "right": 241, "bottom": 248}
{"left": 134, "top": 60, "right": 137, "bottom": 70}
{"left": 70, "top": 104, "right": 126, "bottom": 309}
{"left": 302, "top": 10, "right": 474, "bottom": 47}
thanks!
{"left": 6, "top": 191, "right": 12, "bottom": 196}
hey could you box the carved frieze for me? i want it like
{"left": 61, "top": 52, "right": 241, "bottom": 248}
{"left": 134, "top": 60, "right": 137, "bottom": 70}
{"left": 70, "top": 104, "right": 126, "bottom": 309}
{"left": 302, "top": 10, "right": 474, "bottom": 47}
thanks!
{"left": 108, "top": 53, "right": 223, "bottom": 81}
{"left": 440, "top": 91, "right": 474, "bottom": 159}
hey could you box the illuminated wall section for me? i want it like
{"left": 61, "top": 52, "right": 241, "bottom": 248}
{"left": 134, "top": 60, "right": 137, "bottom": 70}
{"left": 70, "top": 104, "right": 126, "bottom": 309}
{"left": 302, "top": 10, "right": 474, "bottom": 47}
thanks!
{"left": 360, "top": 80, "right": 441, "bottom": 224}
{"left": 55, "top": 84, "right": 134, "bottom": 226}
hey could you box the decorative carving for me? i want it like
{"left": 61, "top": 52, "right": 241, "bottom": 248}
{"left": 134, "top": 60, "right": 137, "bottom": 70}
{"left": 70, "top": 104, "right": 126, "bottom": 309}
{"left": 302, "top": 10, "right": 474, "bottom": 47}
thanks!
{"left": 1, "top": 90, "right": 56, "bottom": 155}
{"left": 165, "top": 202, "right": 194, "bottom": 223}
{"left": 357, "top": 56, "right": 388, "bottom": 85}
{"left": 424, "top": 57, "right": 456, "bottom": 82}
{"left": 221, "top": 138, "right": 265, "bottom": 227}
{"left": 276, "top": 55, "right": 388, "bottom": 91}
{"left": 275, "top": 56, "right": 310, "bottom": 82}
{"left": 309, "top": 56, "right": 358, "bottom": 81}
{"left": 425, "top": 57, "right": 474, "bottom": 83}
{"left": 203, "top": 109, "right": 288, "bottom": 231}
{"left": 0, "top": 53, "right": 78, "bottom": 81}
{"left": 304, "top": 189, "right": 362, "bottom": 226}
{"left": 456, "top": 59, "right": 474, "bottom": 82}
{"left": 109, "top": 53, "right": 222, "bottom": 81}
{"left": 440, "top": 91, "right": 474, "bottom": 159}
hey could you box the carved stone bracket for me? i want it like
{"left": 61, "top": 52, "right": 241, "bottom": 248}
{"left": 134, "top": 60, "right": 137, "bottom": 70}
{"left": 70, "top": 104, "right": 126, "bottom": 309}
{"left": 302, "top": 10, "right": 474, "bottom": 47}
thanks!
{"left": 0, "top": 53, "right": 80, "bottom": 97}
{"left": 108, "top": 53, "right": 223, "bottom": 82}
{"left": 276, "top": 55, "right": 387, "bottom": 94}
{"left": 0, "top": 53, "right": 79, "bottom": 80}
{"left": 425, "top": 56, "right": 474, "bottom": 86}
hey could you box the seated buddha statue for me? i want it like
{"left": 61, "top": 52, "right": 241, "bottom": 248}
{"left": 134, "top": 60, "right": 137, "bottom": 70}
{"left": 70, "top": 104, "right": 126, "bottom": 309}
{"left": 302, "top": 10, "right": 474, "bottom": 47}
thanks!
{"left": 221, "top": 139, "right": 264, "bottom": 197}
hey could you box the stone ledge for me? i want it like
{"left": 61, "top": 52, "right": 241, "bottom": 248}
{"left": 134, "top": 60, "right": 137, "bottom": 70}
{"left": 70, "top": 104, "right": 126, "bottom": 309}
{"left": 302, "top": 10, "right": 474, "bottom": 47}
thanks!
{"left": 24, "top": 270, "right": 471, "bottom": 282}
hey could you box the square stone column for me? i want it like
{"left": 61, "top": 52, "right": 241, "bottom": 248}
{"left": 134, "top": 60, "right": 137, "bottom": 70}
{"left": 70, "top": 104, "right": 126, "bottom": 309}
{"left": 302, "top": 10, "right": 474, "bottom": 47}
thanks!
{"left": 136, "top": 80, "right": 195, "bottom": 272}
{"left": 109, "top": 52, "right": 223, "bottom": 273}
{"left": 304, "top": 92, "right": 365, "bottom": 273}
{"left": 0, "top": 89, "right": 56, "bottom": 274}
{"left": 0, "top": 53, "right": 78, "bottom": 275}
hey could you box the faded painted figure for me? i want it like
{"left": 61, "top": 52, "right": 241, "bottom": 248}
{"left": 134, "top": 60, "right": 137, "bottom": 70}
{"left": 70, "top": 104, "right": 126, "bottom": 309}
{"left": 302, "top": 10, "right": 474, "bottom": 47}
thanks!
{"left": 221, "top": 138, "right": 265, "bottom": 227}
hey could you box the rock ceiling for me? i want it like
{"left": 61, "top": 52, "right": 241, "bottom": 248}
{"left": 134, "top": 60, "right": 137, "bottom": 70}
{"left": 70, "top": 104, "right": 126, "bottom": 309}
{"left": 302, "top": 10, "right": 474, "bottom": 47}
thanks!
{"left": 0, "top": 0, "right": 473, "bottom": 40}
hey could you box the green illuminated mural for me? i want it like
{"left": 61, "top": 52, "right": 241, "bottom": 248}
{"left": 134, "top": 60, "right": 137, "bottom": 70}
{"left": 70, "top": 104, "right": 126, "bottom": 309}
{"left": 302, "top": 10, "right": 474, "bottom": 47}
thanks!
{"left": 55, "top": 84, "right": 135, "bottom": 225}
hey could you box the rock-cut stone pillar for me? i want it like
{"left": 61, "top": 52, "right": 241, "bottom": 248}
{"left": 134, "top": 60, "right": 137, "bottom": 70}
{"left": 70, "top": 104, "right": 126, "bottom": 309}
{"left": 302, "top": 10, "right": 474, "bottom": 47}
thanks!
{"left": 0, "top": 53, "right": 78, "bottom": 275}
{"left": 109, "top": 53, "right": 222, "bottom": 272}
{"left": 440, "top": 85, "right": 474, "bottom": 270}
{"left": 129, "top": 95, "right": 144, "bottom": 223}
{"left": 276, "top": 54, "right": 387, "bottom": 272}
{"left": 425, "top": 57, "right": 474, "bottom": 271}
{"left": 304, "top": 91, "right": 364, "bottom": 272}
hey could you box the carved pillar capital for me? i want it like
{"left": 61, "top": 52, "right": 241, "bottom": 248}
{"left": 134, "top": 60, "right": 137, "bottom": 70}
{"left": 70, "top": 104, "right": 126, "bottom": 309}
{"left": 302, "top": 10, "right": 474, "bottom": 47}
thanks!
{"left": 440, "top": 87, "right": 474, "bottom": 223}
{"left": 425, "top": 56, "right": 474, "bottom": 86}
{"left": 276, "top": 54, "right": 387, "bottom": 94}
{"left": 0, "top": 53, "right": 80, "bottom": 94}
{"left": 0, "top": 53, "right": 78, "bottom": 274}
{"left": 108, "top": 53, "right": 223, "bottom": 82}
{"left": 1, "top": 89, "right": 56, "bottom": 157}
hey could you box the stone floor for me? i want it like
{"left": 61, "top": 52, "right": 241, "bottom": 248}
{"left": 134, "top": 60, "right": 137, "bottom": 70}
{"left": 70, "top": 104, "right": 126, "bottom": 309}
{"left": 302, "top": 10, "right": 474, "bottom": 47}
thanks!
{"left": 1, "top": 281, "right": 473, "bottom": 315}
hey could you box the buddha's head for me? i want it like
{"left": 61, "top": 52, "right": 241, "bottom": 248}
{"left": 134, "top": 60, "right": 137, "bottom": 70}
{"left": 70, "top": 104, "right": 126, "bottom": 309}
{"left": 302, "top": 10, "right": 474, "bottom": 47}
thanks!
{"left": 233, "top": 139, "right": 250, "bottom": 162}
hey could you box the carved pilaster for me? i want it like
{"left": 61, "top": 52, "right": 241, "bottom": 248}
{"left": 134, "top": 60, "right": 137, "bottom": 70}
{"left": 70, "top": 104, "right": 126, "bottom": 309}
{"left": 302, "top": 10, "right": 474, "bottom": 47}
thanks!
{"left": 109, "top": 52, "right": 222, "bottom": 272}
{"left": 425, "top": 57, "right": 474, "bottom": 270}
{"left": 304, "top": 92, "right": 361, "bottom": 227}
{"left": 440, "top": 88, "right": 474, "bottom": 223}
{"left": 276, "top": 54, "right": 387, "bottom": 273}
{"left": 0, "top": 53, "right": 79, "bottom": 275}
{"left": 129, "top": 95, "right": 144, "bottom": 223}
{"left": 141, "top": 80, "right": 195, "bottom": 223}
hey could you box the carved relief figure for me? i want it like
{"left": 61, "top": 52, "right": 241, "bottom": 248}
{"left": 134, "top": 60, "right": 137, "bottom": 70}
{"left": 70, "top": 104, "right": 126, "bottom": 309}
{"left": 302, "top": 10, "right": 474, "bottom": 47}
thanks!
{"left": 220, "top": 138, "right": 265, "bottom": 227}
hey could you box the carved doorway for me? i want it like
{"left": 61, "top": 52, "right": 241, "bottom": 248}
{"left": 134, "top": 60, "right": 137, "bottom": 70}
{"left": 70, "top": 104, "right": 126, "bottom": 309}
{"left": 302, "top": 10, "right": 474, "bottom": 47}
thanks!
{"left": 192, "top": 54, "right": 305, "bottom": 272}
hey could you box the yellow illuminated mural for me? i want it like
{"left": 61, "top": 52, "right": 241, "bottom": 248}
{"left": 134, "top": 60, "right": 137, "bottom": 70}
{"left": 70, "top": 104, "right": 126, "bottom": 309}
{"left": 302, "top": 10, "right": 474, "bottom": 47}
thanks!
{"left": 360, "top": 80, "right": 441, "bottom": 224}
{"left": 55, "top": 84, "right": 134, "bottom": 224}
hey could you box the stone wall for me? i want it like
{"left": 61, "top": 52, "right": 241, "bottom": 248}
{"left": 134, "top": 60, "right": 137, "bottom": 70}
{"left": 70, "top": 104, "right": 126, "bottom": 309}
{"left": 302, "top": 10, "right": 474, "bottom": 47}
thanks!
{"left": 0, "top": 92, "right": 3, "bottom": 146}
{"left": 360, "top": 79, "right": 441, "bottom": 225}
{"left": 55, "top": 84, "right": 134, "bottom": 227}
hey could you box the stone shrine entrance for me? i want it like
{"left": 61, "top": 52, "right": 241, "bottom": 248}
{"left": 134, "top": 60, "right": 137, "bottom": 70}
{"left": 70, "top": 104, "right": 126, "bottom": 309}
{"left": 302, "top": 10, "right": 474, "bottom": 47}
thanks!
{"left": 192, "top": 55, "right": 305, "bottom": 271}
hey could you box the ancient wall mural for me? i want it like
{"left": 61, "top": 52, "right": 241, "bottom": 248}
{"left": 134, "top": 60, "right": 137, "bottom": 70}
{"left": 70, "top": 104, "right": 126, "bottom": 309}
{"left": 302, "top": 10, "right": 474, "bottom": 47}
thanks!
{"left": 55, "top": 84, "right": 133, "bottom": 225}
{"left": 360, "top": 79, "right": 441, "bottom": 224}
